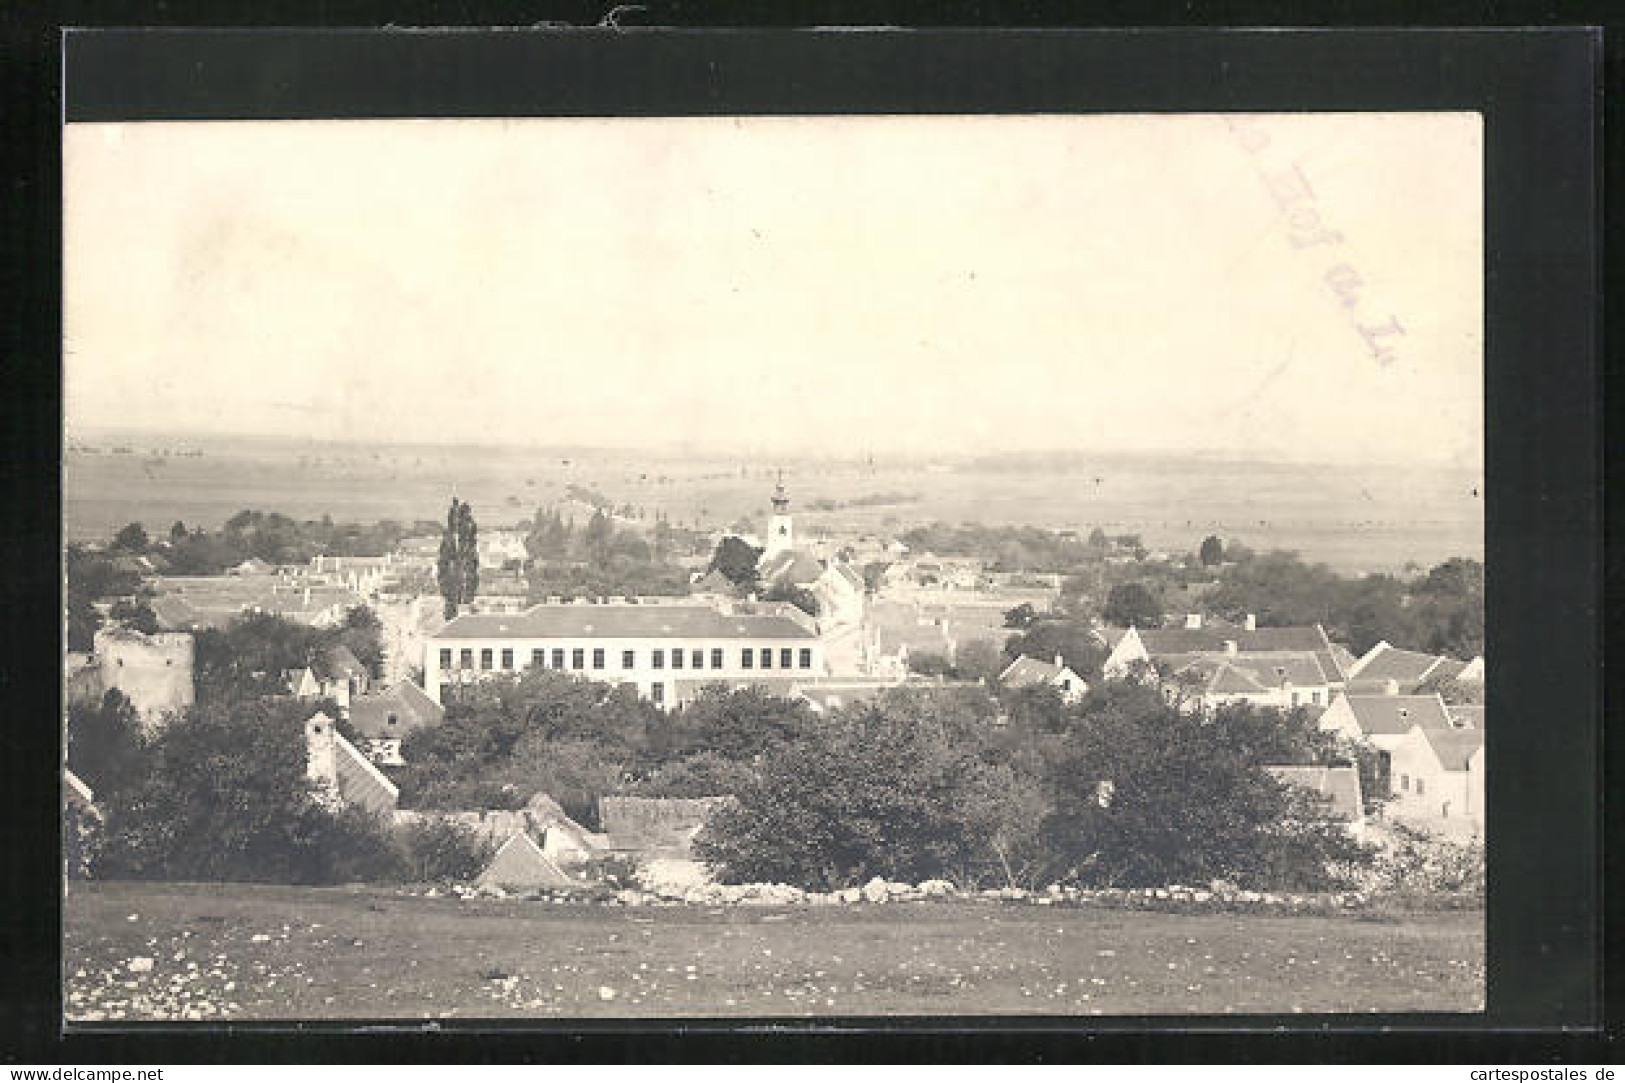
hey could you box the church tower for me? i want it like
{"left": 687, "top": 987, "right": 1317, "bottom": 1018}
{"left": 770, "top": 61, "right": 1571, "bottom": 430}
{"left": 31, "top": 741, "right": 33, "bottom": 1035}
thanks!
{"left": 766, "top": 473, "right": 793, "bottom": 558}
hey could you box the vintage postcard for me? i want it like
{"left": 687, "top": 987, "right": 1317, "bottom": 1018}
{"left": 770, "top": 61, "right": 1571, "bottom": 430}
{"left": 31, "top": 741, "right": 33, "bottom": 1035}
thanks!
{"left": 62, "top": 111, "right": 1484, "bottom": 1021}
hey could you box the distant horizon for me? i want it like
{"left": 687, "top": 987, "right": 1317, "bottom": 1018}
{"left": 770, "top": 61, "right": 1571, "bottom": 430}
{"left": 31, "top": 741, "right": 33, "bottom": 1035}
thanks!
{"left": 64, "top": 423, "right": 1483, "bottom": 473}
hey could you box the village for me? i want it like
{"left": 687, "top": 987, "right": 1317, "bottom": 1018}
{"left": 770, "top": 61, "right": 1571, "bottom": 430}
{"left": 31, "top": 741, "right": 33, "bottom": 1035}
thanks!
{"left": 64, "top": 474, "right": 1485, "bottom": 908}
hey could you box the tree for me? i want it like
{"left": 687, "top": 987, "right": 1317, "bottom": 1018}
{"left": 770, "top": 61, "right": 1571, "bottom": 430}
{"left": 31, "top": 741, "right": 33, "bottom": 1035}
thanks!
{"left": 168, "top": 521, "right": 188, "bottom": 545}
{"left": 67, "top": 689, "right": 149, "bottom": 801}
{"left": 953, "top": 639, "right": 1006, "bottom": 684}
{"left": 111, "top": 522, "right": 149, "bottom": 553}
{"left": 1416, "top": 673, "right": 1485, "bottom": 706}
{"left": 708, "top": 536, "right": 764, "bottom": 594}
{"left": 636, "top": 751, "right": 757, "bottom": 799}
{"left": 1003, "top": 603, "right": 1039, "bottom": 629}
{"left": 1040, "top": 693, "right": 1370, "bottom": 889}
{"left": 108, "top": 598, "right": 160, "bottom": 634}
{"left": 694, "top": 695, "right": 1039, "bottom": 890}
{"left": 98, "top": 697, "right": 403, "bottom": 884}
{"left": 436, "top": 498, "right": 480, "bottom": 620}
{"left": 670, "top": 685, "right": 813, "bottom": 763}
{"left": 1102, "top": 582, "right": 1163, "bottom": 628}
{"left": 1199, "top": 535, "right": 1225, "bottom": 566}
{"left": 584, "top": 509, "right": 614, "bottom": 567}
{"left": 67, "top": 596, "right": 100, "bottom": 653}
{"left": 1003, "top": 619, "right": 1106, "bottom": 681}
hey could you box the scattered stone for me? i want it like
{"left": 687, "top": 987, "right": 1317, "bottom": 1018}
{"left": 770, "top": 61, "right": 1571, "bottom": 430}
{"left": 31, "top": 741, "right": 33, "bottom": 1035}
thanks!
{"left": 126, "top": 957, "right": 154, "bottom": 974}
{"left": 598, "top": 986, "right": 617, "bottom": 1001}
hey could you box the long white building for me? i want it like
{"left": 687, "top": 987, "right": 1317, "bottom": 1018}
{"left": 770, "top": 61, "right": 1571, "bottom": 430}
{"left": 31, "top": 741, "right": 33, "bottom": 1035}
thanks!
{"left": 424, "top": 601, "right": 823, "bottom": 708}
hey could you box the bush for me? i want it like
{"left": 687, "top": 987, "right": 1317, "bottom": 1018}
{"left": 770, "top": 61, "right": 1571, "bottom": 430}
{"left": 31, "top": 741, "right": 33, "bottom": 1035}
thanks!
{"left": 396, "top": 819, "right": 495, "bottom": 882}
{"left": 1366, "top": 824, "right": 1485, "bottom": 900}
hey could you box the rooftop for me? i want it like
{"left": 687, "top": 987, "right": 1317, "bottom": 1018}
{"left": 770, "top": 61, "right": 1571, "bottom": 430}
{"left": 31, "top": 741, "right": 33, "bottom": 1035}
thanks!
{"left": 434, "top": 603, "right": 818, "bottom": 641}
{"left": 1133, "top": 624, "right": 1346, "bottom": 684}
{"left": 1339, "top": 693, "right": 1453, "bottom": 735}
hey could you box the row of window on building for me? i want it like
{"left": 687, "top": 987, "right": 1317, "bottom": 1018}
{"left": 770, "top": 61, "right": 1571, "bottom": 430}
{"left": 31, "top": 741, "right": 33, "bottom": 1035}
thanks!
{"left": 438, "top": 644, "right": 815, "bottom": 673}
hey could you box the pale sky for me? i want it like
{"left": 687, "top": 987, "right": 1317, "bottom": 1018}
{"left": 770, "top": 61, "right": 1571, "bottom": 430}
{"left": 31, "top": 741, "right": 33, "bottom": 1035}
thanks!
{"left": 64, "top": 114, "right": 1481, "bottom": 466}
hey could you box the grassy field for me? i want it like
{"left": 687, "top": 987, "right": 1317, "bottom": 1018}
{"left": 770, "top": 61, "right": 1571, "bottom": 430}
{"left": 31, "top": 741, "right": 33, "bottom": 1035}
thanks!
{"left": 63, "top": 881, "right": 1484, "bottom": 1021}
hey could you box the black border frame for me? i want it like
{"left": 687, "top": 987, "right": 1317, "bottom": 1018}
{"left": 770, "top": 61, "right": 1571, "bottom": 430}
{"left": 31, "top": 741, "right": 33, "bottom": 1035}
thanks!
{"left": 2, "top": 16, "right": 1610, "bottom": 1064}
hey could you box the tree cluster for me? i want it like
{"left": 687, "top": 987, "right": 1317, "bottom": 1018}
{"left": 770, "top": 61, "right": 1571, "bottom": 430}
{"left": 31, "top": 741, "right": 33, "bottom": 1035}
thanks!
{"left": 525, "top": 506, "right": 694, "bottom": 601}
{"left": 192, "top": 607, "right": 386, "bottom": 704}
{"left": 697, "top": 680, "right": 1374, "bottom": 892}
{"left": 1203, "top": 549, "right": 1484, "bottom": 657}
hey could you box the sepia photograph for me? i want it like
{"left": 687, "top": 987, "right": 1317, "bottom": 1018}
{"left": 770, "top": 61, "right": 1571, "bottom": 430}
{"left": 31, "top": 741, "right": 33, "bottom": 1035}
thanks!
{"left": 61, "top": 109, "right": 1487, "bottom": 1022}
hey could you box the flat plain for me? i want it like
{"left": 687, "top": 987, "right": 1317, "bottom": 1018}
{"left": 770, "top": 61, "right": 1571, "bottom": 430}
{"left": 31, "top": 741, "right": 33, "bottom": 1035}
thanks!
{"left": 64, "top": 881, "right": 1485, "bottom": 1020}
{"left": 64, "top": 436, "right": 1483, "bottom": 575}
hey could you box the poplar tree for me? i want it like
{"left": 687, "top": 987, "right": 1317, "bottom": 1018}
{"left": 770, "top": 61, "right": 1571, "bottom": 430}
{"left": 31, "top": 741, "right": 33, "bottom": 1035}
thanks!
{"left": 437, "top": 498, "right": 480, "bottom": 620}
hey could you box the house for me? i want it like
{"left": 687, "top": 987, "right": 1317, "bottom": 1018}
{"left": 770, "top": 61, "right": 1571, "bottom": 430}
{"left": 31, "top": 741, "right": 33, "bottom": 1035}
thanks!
{"left": 690, "top": 568, "right": 737, "bottom": 598}
{"left": 320, "top": 643, "right": 371, "bottom": 698}
{"left": 1102, "top": 617, "right": 1348, "bottom": 698}
{"left": 284, "top": 666, "right": 326, "bottom": 700}
{"left": 810, "top": 562, "right": 866, "bottom": 629}
{"left": 1384, "top": 724, "right": 1484, "bottom": 838}
{"left": 308, "top": 554, "right": 393, "bottom": 595}
{"left": 424, "top": 600, "right": 823, "bottom": 709}
{"left": 477, "top": 530, "right": 530, "bottom": 571}
{"left": 349, "top": 681, "right": 445, "bottom": 765}
{"left": 998, "top": 654, "right": 1088, "bottom": 702}
{"left": 1156, "top": 650, "right": 1334, "bottom": 713}
{"left": 89, "top": 627, "right": 195, "bottom": 729}
{"left": 1262, "top": 765, "right": 1366, "bottom": 839}
{"left": 228, "top": 557, "right": 275, "bottom": 577}
{"left": 304, "top": 711, "right": 398, "bottom": 818}
{"left": 475, "top": 832, "right": 577, "bottom": 891}
{"left": 1346, "top": 640, "right": 1485, "bottom": 694}
{"left": 283, "top": 645, "right": 370, "bottom": 712}
{"left": 1316, "top": 692, "right": 1459, "bottom": 753}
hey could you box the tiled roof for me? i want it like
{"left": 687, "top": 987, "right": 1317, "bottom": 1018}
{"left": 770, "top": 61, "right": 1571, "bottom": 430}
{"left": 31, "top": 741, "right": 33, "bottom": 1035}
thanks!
{"left": 1342, "top": 694, "right": 1453, "bottom": 735}
{"left": 1164, "top": 651, "right": 1329, "bottom": 692}
{"left": 1000, "top": 655, "right": 1065, "bottom": 687}
{"left": 435, "top": 603, "right": 817, "bottom": 641}
{"left": 1137, "top": 624, "right": 1345, "bottom": 684}
{"left": 1422, "top": 727, "right": 1484, "bottom": 771}
{"left": 350, "top": 681, "right": 444, "bottom": 740}
{"left": 1350, "top": 642, "right": 1449, "bottom": 683}
{"left": 1263, "top": 765, "right": 1363, "bottom": 822}
{"left": 759, "top": 549, "right": 826, "bottom": 586}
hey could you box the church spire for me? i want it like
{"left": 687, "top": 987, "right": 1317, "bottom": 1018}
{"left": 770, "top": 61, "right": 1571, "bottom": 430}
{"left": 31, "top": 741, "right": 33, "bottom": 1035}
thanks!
{"left": 766, "top": 470, "right": 793, "bottom": 557}
{"left": 771, "top": 469, "right": 790, "bottom": 514}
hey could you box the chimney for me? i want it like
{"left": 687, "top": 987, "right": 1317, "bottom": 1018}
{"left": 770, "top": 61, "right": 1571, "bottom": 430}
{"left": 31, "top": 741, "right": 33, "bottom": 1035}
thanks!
{"left": 1223, "top": 640, "right": 1238, "bottom": 656}
{"left": 1184, "top": 613, "right": 1202, "bottom": 630}
{"left": 303, "top": 587, "right": 311, "bottom": 607}
{"left": 1244, "top": 613, "right": 1257, "bottom": 631}
{"left": 1384, "top": 679, "right": 1400, "bottom": 696}
{"left": 1054, "top": 654, "right": 1064, "bottom": 670}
